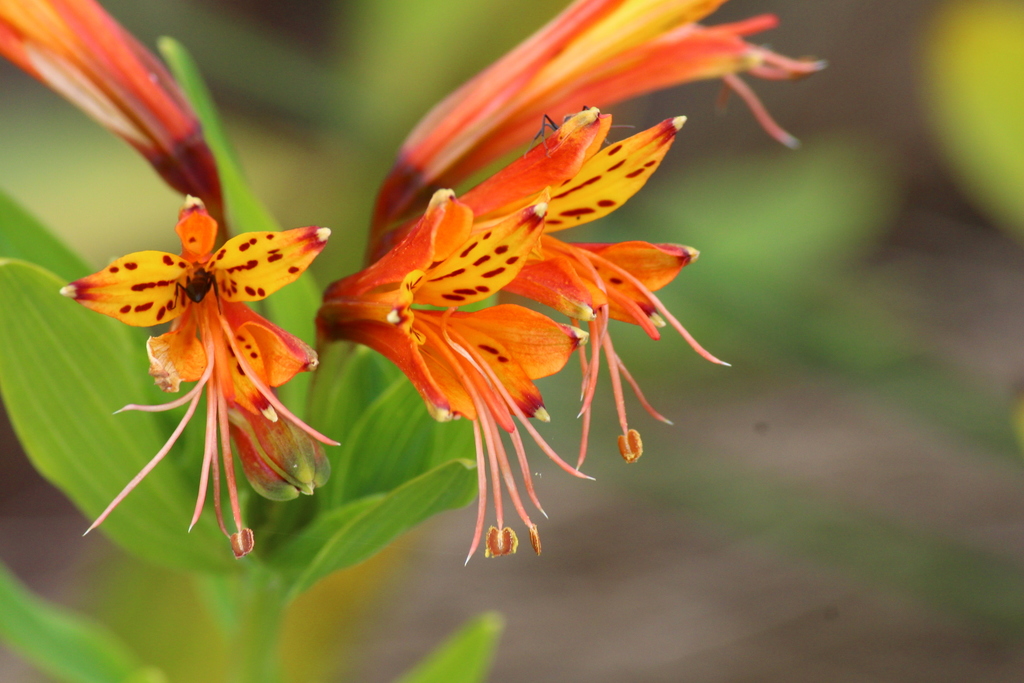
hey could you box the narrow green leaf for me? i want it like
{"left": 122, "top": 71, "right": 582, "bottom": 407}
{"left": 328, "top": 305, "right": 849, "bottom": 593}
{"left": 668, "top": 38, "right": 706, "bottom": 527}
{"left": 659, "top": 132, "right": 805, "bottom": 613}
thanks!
{"left": 0, "top": 560, "right": 164, "bottom": 683}
{"left": 309, "top": 344, "right": 475, "bottom": 508}
{"left": 273, "top": 459, "right": 477, "bottom": 598}
{"left": 393, "top": 612, "right": 504, "bottom": 683}
{"left": 0, "top": 188, "right": 89, "bottom": 281}
{"left": 158, "top": 36, "right": 279, "bottom": 235}
{"left": 0, "top": 260, "right": 230, "bottom": 572}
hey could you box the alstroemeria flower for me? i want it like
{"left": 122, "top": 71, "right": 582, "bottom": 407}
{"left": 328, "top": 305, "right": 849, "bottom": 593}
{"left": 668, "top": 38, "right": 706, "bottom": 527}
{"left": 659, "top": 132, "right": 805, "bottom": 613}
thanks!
{"left": 319, "top": 190, "right": 589, "bottom": 560}
{"left": 459, "top": 107, "right": 728, "bottom": 465}
{"left": 371, "top": 0, "right": 823, "bottom": 241}
{"left": 0, "top": 0, "right": 222, "bottom": 214}
{"left": 61, "top": 197, "right": 336, "bottom": 558}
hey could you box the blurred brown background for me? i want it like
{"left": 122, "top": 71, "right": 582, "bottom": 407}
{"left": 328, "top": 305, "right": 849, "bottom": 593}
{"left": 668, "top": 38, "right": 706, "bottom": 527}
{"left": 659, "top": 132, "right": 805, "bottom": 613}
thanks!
{"left": 5, "top": 0, "right": 1024, "bottom": 680}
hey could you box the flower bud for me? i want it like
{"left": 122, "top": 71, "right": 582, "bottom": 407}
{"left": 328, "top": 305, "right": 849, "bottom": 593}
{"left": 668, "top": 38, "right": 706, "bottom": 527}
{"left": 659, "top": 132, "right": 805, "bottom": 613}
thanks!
{"left": 229, "top": 408, "right": 331, "bottom": 501}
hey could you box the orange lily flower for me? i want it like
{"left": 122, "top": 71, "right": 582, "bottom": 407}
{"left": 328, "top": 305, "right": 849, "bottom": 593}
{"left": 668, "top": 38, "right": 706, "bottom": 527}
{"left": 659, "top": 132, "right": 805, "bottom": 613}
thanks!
{"left": 371, "top": 0, "right": 823, "bottom": 242}
{"left": 0, "top": 0, "right": 222, "bottom": 215}
{"left": 451, "top": 106, "right": 724, "bottom": 465}
{"left": 61, "top": 197, "right": 336, "bottom": 558}
{"left": 319, "top": 190, "right": 589, "bottom": 560}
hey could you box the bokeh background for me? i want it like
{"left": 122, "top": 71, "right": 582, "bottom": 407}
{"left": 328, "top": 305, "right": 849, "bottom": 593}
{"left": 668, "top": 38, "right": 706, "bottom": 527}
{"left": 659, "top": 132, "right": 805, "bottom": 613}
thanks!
{"left": 4, "top": 0, "right": 1024, "bottom": 680}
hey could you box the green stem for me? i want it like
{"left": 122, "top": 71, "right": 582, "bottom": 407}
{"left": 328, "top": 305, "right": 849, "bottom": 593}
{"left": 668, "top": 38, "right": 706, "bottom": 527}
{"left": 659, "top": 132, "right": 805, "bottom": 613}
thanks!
{"left": 230, "top": 564, "right": 288, "bottom": 683}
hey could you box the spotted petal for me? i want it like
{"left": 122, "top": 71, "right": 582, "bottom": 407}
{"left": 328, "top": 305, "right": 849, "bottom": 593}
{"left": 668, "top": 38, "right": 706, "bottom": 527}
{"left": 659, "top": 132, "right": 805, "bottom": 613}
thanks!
{"left": 503, "top": 256, "right": 597, "bottom": 321}
{"left": 60, "top": 249, "right": 188, "bottom": 326}
{"left": 222, "top": 301, "right": 317, "bottom": 388}
{"left": 213, "top": 226, "right": 331, "bottom": 302}
{"left": 461, "top": 108, "right": 609, "bottom": 219}
{"left": 414, "top": 200, "right": 549, "bottom": 307}
{"left": 544, "top": 116, "right": 684, "bottom": 232}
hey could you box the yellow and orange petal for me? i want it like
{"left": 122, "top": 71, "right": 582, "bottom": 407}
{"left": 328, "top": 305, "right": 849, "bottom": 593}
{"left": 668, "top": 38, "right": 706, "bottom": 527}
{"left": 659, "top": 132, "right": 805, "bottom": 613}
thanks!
{"left": 212, "top": 226, "right": 331, "bottom": 302}
{"left": 60, "top": 249, "right": 189, "bottom": 326}
{"left": 413, "top": 201, "right": 549, "bottom": 307}
{"left": 221, "top": 301, "right": 317, "bottom": 388}
{"left": 147, "top": 308, "right": 206, "bottom": 392}
{"left": 543, "top": 116, "right": 684, "bottom": 231}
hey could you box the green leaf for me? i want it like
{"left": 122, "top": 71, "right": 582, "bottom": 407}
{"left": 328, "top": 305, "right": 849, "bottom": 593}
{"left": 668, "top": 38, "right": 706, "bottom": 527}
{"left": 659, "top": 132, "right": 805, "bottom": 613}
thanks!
{"left": 393, "top": 612, "right": 504, "bottom": 683}
{"left": 0, "top": 560, "right": 164, "bottom": 683}
{"left": 158, "top": 36, "right": 280, "bottom": 235}
{"left": 309, "top": 344, "right": 476, "bottom": 507}
{"left": 272, "top": 459, "right": 478, "bottom": 598}
{"left": 925, "top": 0, "right": 1024, "bottom": 239}
{"left": 0, "top": 260, "right": 230, "bottom": 572}
{"left": 0, "top": 188, "right": 89, "bottom": 281}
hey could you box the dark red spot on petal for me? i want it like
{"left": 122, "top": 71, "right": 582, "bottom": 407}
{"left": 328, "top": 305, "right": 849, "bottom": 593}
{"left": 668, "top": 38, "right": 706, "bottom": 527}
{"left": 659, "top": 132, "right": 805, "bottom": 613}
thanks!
{"left": 598, "top": 199, "right": 617, "bottom": 208}
{"left": 506, "top": 256, "right": 519, "bottom": 265}
{"left": 250, "top": 352, "right": 258, "bottom": 359}
{"left": 497, "top": 356, "right": 509, "bottom": 363}
{"left": 236, "top": 335, "right": 245, "bottom": 342}
{"left": 266, "top": 234, "right": 275, "bottom": 240}
{"left": 125, "top": 262, "right": 138, "bottom": 270}
{"left": 552, "top": 175, "right": 602, "bottom": 199}
{"left": 216, "top": 250, "right": 226, "bottom": 260}
{"left": 245, "top": 286, "right": 256, "bottom": 296}
{"left": 257, "top": 288, "right": 265, "bottom": 297}
{"left": 267, "top": 253, "right": 283, "bottom": 262}
{"left": 607, "top": 159, "right": 626, "bottom": 172}
{"left": 249, "top": 238, "right": 257, "bottom": 245}
{"left": 162, "top": 255, "right": 174, "bottom": 266}
{"left": 188, "top": 237, "right": 196, "bottom": 243}
{"left": 625, "top": 168, "right": 645, "bottom": 178}
{"left": 546, "top": 219, "right": 564, "bottom": 225}
{"left": 460, "top": 242, "right": 478, "bottom": 258}
{"left": 473, "top": 255, "right": 491, "bottom": 266}
{"left": 109, "top": 266, "right": 119, "bottom": 273}
{"left": 134, "top": 302, "right": 153, "bottom": 312}
{"left": 608, "top": 144, "right": 623, "bottom": 155}
{"left": 644, "top": 160, "right": 657, "bottom": 167}
{"left": 428, "top": 268, "right": 466, "bottom": 282}
{"left": 560, "top": 208, "right": 596, "bottom": 218}
{"left": 156, "top": 306, "right": 166, "bottom": 321}
{"left": 239, "top": 242, "right": 250, "bottom": 252}
{"left": 178, "top": 261, "right": 187, "bottom": 268}
{"left": 479, "top": 345, "right": 499, "bottom": 354}
{"left": 483, "top": 231, "right": 492, "bottom": 240}
{"left": 288, "top": 266, "right": 300, "bottom": 274}
{"left": 610, "top": 277, "right": 624, "bottom": 285}
{"left": 454, "top": 288, "right": 477, "bottom": 295}
{"left": 482, "top": 267, "right": 506, "bottom": 278}
{"left": 442, "top": 294, "right": 466, "bottom": 301}
{"left": 494, "top": 245, "right": 509, "bottom": 255}
{"left": 120, "top": 305, "right": 131, "bottom": 314}
{"left": 475, "top": 286, "right": 490, "bottom": 293}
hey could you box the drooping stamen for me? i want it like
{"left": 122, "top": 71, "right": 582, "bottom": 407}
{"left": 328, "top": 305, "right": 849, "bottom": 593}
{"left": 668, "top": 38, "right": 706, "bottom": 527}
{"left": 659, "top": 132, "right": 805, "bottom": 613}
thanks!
{"left": 721, "top": 73, "right": 800, "bottom": 149}
{"left": 217, "top": 315, "right": 339, "bottom": 446}
{"left": 509, "top": 429, "right": 546, "bottom": 517}
{"left": 444, "top": 323, "right": 590, "bottom": 480}
{"left": 579, "top": 249, "right": 730, "bottom": 367}
{"left": 216, "top": 388, "right": 245, "bottom": 540}
{"left": 189, "top": 378, "right": 221, "bottom": 531}
{"left": 466, "top": 420, "right": 488, "bottom": 565}
{"left": 600, "top": 321, "right": 630, "bottom": 438}
{"left": 615, "top": 355, "right": 672, "bottom": 425}
{"left": 85, "top": 386, "right": 204, "bottom": 535}
{"left": 115, "top": 345, "right": 215, "bottom": 413}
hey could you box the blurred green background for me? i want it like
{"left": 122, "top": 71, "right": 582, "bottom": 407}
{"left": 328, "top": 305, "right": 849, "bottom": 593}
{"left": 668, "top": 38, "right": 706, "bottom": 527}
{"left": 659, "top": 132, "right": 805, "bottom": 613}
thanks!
{"left": 5, "top": 0, "right": 1024, "bottom": 680}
